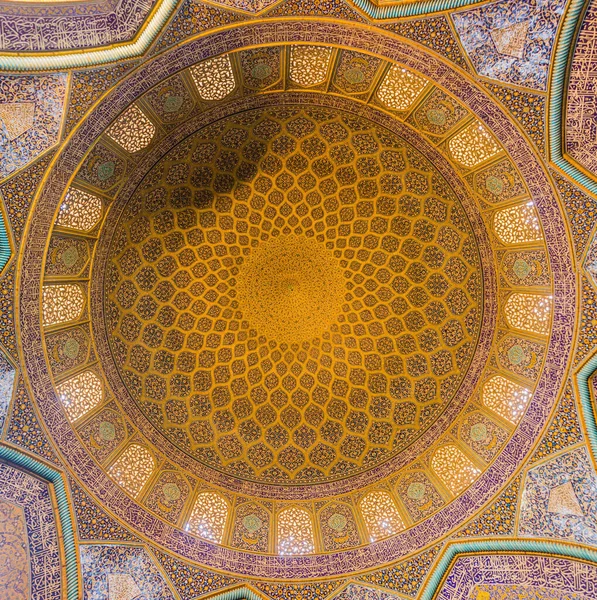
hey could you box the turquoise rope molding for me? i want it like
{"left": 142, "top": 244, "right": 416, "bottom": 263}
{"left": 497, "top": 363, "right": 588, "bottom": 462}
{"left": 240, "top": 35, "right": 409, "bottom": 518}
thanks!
{"left": 334, "top": 0, "right": 485, "bottom": 21}
{"left": 419, "top": 539, "right": 597, "bottom": 600}
{"left": 0, "top": 0, "right": 486, "bottom": 72}
{"left": 205, "top": 587, "right": 265, "bottom": 600}
{"left": 0, "top": 444, "right": 79, "bottom": 600}
{"left": 0, "top": 212, "right": 10, "bottom": 274}
{"left": 0, "top": 0, "right": 180, "bottom": 72}
{"left": 576, "top": 350, "right": 597, "bottom": 468}
{"left": 548, "top": 0, "right": 597, "bottom": 195}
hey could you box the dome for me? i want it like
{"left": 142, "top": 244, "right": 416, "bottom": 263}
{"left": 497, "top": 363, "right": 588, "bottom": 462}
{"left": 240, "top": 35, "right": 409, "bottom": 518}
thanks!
{"left": 4, "top": 7, "right": 589, "bottom": 597}
{"left": 99, "top": 104, "right": 486, "bottom": 487}
{"left": 24, "top": 35, "right": 566, "bottom": 576}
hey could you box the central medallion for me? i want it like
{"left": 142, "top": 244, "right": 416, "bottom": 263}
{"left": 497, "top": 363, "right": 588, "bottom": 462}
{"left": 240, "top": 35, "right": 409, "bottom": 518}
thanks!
{"left": 236, "top": 234, "right": 345, "bottom": 345}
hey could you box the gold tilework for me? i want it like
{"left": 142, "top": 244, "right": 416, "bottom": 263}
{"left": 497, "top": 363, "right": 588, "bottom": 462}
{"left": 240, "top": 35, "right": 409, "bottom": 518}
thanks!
{"left": 103, "top": 105, "right": 482, "bottom": 484}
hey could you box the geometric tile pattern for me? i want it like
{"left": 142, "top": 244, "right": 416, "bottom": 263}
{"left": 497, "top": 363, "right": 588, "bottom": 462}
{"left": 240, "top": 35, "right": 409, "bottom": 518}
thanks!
{"left": 519, "top": 447, "right": 597, "bottom": 545}
{"left": 385, "top": 16, "right": 469, "bottom": 70}
{"left": 5, "top": 376, "right": 61, "bottom": 466}
{"left": 454, "top": 475, "right": 520, "bottom": 538}
{"left": 482, "top": 82, "right": 545, "bottom": 154}
{"left": 0, "top": 74, "right": 67, "bottom": 180}
{"left": 151, "top": 1, "right": 244, "bottom": 55}
{"left": 359, "top": 545, "right": 441, "bottom": 596}
{"left": 152, "top": 547, "right": 238, "bottom": 600}
{"left": 255, "top": 580, "right": 343, "bottom": 600}
{"left": 551, "top": 171, "right": 597, "bottom": 259}
{"left": 266, "top": 0, "right": 366, "bottom": 24}
{"left": 452, "top": 0, "right": 567, "bottom": 90}
{"left": 69, "top": 478, "right": 138, "bottom": 543}
{"left": 529, "top": 382, "right": 583, "bottom": 464}
{"left": 0, "top": 152, "right": 56, "bottom": 249}
{"left": 80, "top": 545, "right": 176, "bottom": 600}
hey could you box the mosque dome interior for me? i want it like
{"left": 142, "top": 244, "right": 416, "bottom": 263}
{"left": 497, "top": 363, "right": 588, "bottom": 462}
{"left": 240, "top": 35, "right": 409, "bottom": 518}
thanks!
{"left": 0, "top": 0, "right": 597, "bottom": 598}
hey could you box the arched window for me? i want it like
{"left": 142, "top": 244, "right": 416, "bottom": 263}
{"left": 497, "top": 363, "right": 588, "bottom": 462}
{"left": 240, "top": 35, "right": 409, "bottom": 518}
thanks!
{"left": 448, "top": 120, "right": 500, "bottom": 168}
{"left": 482, "top": 375, "right": 531, "bottom": 424}
{"left": 187, "top": 492, "right": 229, "bottom": 543}
{"left": 431, "top": 444, "right": 480, "bottom": 495}
{"left": 56, "top": 370, "right": 103, "bottom": 422}
{"left": 107, "top": 105, "right": 155, "bottom": 153}
{"left": 505, "top": 293, "right": 551, "bottom": 335}
{"left": 42, "top": 284, "right": 85, "bottom": 327}
{"left": 289, "top": 45, "right": 333, "bottom": 87}
{"left": 493, "top": 203, "right": 542, "bottom": 244}
{"left": 108, "top": 444, "right": 155, "bottom": 498}
{"left": 56, "top": 188, "right": 103, "bottom": 231}
{"left": 360, "top": 491, "right": 404, "bottom": 541}
{"left": 277, "top": 507, "right": 315, "bottom": 555}
{"left": 190, "top": 55, "right": 236, "bottom": 101}
{"left": 377, "top": 64, "right": 427, "bottom": 111}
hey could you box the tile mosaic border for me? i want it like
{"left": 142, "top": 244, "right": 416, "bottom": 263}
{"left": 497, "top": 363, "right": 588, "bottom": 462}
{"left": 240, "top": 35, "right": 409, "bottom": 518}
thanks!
{"left": 0, "top": 0, "right": 161, "bottom": 55}
{"left": 575, "top": 351, "right": 597, "bottom": 466}
{"left": 0, "top": 443, "right": 79, "bottom": 600}
{"left": 0, "top": 0, "right": 484, "bottom": 71}
{"left": 548, "top": 0, "right": 597, "bottom": 193}
{"left": 419, "top": 538, "right": 597, "bottom": 600}
{"left": 0, "top": 0, "right": 179, "bottom": 71}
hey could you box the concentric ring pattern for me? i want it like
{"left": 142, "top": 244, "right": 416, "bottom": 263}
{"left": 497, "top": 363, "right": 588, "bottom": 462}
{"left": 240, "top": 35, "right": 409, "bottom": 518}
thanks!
{"left": 104, "top": 106, "right": 482, "bottom": 484}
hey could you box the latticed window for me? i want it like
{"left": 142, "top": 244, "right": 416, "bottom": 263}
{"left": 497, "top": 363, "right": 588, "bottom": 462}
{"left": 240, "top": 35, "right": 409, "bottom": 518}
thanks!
{"left": 505, "top": 293, "right": 551, "bottom": 335}
{"left": 107, "top": 105, "right": 156, "bottom": 153}
{"left": 448, "top": 120, "right": 501, "bottom": 168}
{"left": 289, "top": 45, "right": 333, "bottom": 87}
{"left": 482, "top": 375, "right": 532, "bottom": 424}
{"left": 494, "top": 202, "right": 542, "bottom": 244}
{"left": 188, "top": 492, "right": 229, "bottom": 543}
{"left": 56, "top": 188, "right": 103, "bottom": 231}
{"left": 42, "top": 284, "right": 85, "bottom": 327}
{"left": 108, "top": 444, "right": 155, "bottom": 498}
{"left": 56, "top": 370, "right": 103, "bottom": 422}
{"left": 360, "top": 491, "right": 404, "bottom": 541}
{"left": 190, "top": 55, "right": 236, "bottom": 101}
{"left": 377, "top": 64, "right": 427, "bottom": 111}
{"left": 277, "top": 507, "right": 315, "bottom": 555}
{"left": 431, "top": 445, "right": 480, "bottom": 495}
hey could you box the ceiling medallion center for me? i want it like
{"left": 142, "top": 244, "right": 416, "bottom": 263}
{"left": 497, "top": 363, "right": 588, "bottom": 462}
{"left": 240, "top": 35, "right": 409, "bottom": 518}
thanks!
{"left": 236, "top": 234, "right": 345, "bottom": 345}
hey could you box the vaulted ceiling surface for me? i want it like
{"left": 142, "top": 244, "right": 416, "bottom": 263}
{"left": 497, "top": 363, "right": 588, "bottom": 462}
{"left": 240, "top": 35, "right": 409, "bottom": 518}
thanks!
{"left": 1, "top": 2, "right": 594, "bottom": 597}
{"left": 15, "top": 30, "right": 574, "bottom": 580}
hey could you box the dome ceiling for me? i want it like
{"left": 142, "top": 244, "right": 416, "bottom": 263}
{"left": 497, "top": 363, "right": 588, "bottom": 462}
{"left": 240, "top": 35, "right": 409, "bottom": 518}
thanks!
{"left": 102, "top": 105, "right": 483, "bottom": 485}
{"left": 14, "top": 22, "right": 575, "bottom": 582}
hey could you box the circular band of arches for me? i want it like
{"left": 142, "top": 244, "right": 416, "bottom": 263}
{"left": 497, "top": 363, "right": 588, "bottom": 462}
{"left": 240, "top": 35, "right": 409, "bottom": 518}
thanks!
{"left": 22, "top": 22, "right": 567, "bottom": 576}
{"left": 43, "top": 45, "right": 551, "bottom": 555}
